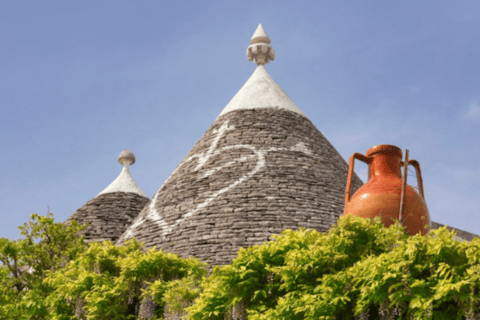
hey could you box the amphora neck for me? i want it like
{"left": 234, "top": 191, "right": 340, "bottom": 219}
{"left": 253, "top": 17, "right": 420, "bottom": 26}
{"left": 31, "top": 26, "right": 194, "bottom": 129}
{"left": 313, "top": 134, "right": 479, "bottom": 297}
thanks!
{"left": 366, "top": 145, "right": 402, "bottom": 179}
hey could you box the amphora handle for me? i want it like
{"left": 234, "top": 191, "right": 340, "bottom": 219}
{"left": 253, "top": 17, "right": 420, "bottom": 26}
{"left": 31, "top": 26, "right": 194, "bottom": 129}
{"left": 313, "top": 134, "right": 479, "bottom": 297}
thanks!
{"left": 345, "top": 153, "right": 371, "bottom": 205}
{"left": 400, "top": 159, "right": 426, "bottom": 200}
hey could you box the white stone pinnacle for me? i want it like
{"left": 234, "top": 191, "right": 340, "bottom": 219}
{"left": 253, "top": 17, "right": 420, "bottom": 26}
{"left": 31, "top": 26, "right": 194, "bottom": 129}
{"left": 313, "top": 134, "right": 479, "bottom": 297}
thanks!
{"left": 97, "top": 150, "right": 147, "bottom": 197}
{"left": 118, "top": 149, "right": 135, "bottom": 166}
{"left": 218, "top": 24, "right": 306, "bottom": 118}
{"left": 250, "top": 24, "right": 271, "bottom": 44}
{"left": 247, "top": 24, "right": 275, "bottom": 65}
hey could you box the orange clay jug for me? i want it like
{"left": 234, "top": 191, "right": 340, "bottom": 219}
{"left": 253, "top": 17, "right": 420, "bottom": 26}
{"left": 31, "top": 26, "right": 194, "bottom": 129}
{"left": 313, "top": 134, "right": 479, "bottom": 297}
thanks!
{"left": 343, "top": 144, "right": 430, "bottom": 235}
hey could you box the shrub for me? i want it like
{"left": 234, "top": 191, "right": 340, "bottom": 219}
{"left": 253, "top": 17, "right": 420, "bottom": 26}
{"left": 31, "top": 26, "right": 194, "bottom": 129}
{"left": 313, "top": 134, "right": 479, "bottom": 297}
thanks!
{"left": 187, "top": 216, "right": 480, "bottom": 320}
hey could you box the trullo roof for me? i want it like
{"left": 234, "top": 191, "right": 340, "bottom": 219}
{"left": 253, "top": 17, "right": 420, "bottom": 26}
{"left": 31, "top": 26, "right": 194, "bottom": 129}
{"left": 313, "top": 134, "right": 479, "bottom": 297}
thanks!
{"left": 117, "top": 25, "right": 364, "bottom": 266}
{"left": 66, "top": 150, "right": 149, "bottom": 242}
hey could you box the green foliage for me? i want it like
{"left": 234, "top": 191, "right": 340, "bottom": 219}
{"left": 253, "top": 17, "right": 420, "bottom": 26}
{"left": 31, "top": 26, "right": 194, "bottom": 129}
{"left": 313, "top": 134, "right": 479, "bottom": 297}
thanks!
{"left": 0, "top": 213, "right": 87, "bottom": 319}
{"left": 4, "top": 213, "right": 480, "bottom": 319}
{"left": 45, "top": 239, "right": 207, "bottom": 320}
{"left": 0, "top": 213, "right": 207, "bottom": 320}
{"left": 187, "top": 216, "right": 480, "bottom": 319}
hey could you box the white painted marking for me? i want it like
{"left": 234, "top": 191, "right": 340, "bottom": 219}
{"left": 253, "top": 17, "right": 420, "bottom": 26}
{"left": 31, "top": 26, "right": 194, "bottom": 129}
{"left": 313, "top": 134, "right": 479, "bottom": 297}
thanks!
{"left": 191, "top": 121, "right": 235, "bottom": 171}
{"left": 121, "top": 216, "right": 146, "bottom": 240}
{"left": 122, "top": 120, "right": 312, "bottom": 240}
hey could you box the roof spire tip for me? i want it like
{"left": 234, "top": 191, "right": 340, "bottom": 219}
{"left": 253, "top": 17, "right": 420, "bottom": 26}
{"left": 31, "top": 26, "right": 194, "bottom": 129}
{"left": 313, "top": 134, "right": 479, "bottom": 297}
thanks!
{"left": 118, "top": 150, "right": 135, "bottom": 166}
{"left": 247, "top": 24, "right": 275, "bottom": 66}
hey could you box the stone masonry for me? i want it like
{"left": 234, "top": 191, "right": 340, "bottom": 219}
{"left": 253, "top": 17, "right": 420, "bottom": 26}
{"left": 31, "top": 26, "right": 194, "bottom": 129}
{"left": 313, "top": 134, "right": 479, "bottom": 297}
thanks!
{"left": 118, "top": 108, "right": 363, "bottom": 266}
{"left": 66, "top": 191, "right": 149, "bottom": 242}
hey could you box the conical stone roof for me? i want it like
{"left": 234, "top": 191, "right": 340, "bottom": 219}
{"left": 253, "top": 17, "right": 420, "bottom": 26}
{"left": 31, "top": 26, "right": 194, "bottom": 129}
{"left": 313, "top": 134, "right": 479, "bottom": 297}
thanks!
{"left": 118, "top": 25, "right": 363, "bottom": 266}
{"left": 66, "top": 150, "right": 149, "bottom": 242}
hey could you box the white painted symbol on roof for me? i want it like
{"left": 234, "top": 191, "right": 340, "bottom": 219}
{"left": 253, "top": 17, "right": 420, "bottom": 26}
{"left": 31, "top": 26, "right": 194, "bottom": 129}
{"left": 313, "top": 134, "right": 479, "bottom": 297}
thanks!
{"left": 122, "top": 120, "right": 312, "bottom": 240}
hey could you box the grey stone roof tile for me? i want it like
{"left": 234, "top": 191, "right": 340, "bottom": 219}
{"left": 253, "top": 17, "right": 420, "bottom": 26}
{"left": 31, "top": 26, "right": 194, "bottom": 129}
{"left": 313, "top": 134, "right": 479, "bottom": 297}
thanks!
{"left": 66, "top": 191, "right": 149, "bottom": 242}
{"left": 118, "top": 108, "right": 363, "bottom": 267}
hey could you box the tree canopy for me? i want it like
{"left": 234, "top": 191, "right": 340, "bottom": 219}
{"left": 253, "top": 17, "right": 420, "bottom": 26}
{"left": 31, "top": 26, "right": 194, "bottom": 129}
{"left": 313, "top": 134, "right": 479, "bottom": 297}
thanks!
{"left": 0, "top": 213, "right": 86, "bottom": 319}
{"left": 188, "top": 216, "right": 480, "bottom": 320}
{"left": 46, "top": 238, "right": 207, "bottom": 319}
{"left": 0, "top": 213, "right": 206, "bottom": 320}
{"left": 2, "top": 213, "right": 480, "bottom": 319}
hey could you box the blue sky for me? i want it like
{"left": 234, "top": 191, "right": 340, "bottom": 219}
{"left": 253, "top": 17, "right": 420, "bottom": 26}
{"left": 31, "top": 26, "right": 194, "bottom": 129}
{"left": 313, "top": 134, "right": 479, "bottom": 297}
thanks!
{"left": 1, "top": 1, "right": 479, "bottom": 240}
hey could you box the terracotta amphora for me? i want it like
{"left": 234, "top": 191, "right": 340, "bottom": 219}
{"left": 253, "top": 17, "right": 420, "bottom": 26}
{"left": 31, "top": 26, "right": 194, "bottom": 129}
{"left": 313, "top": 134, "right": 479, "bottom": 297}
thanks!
{"left": 343, "top": 144, "right": 430, "bottom": 235}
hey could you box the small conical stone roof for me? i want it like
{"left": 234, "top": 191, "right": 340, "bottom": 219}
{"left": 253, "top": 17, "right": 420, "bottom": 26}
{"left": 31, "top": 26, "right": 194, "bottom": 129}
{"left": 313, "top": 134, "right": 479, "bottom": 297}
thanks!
{"left": 66, "top": 150, "right": 149, "bottom": 242}
{"left": 118, "top": 25, "right": 363, "bottom": 266}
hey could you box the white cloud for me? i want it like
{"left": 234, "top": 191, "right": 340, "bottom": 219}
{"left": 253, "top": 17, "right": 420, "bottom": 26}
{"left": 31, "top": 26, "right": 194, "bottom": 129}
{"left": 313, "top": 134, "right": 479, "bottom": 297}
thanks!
{"left": 464, "top": 101, "right": 480, "bottom": 121}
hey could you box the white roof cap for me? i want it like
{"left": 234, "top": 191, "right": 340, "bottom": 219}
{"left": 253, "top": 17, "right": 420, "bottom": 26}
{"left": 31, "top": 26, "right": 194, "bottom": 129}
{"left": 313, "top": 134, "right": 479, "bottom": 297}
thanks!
{"left": 218, "top": 24, "right": 305, "bottom": 118}
{"left": 97, "top": 150, "right": 147, "bottom": 197}
{"left": 250, "top": 23, "right": 271, "bottom": 45}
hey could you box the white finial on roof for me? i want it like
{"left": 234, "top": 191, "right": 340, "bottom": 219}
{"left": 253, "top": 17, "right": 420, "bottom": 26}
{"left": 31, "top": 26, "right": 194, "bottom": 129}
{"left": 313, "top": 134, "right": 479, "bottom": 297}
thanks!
{"left": 247, "top": 24, "right": 275, "bottom": 65}
{"left": 118, "top": 150, "right": 135, "bottom": 166}
{"left": 97, "top": 150, "right": 147, "bottom": 197}
{"left": 218, "top": 24, "right": 305, "bottom": 118}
